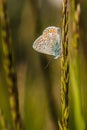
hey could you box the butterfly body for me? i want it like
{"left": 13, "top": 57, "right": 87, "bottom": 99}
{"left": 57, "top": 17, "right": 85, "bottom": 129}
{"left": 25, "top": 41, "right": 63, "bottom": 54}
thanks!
{"left": 33, "top": 26, "right": 62, "bottom": 59}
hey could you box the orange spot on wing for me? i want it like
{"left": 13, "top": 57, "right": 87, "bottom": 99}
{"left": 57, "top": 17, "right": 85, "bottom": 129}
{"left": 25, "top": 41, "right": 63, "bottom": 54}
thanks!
{"left": 48, "top": 29, "right": 57, "bottom": 33}
{"left": 44, "top": 29, "right": 57, "bottom": 37}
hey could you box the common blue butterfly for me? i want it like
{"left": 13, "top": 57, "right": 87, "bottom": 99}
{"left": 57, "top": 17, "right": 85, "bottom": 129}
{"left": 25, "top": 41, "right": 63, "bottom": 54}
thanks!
{"left": 33, "top": 26, "right": 62, "bottom": 59}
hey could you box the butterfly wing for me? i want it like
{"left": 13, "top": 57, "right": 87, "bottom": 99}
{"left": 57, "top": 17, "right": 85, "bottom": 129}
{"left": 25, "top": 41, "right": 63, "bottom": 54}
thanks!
{"left": 33, "top": 26, "right": 62, "bottom": 58}
{"left": 33, "top": 35, "right": 54, "bottom": 55}
{"left": 43, "top": 26, "right": 62, "bottom": 57}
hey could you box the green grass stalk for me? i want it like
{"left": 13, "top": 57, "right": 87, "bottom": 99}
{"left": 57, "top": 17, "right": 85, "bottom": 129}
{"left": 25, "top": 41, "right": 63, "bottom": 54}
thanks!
{"left": 59, "top": 0, "right": 69, "bottom": 130}
{"left": 0, "top": 0, "right": 23, "bottom": 130}
{"left": 70, "top": 3, "right": 86, "bottom": 130}
{"left": 0, "top": 109, "right": 9, "bottom": 130}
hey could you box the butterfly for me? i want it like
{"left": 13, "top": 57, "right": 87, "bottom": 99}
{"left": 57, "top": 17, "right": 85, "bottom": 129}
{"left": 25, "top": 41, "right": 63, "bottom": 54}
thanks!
{"left": 32, "top": 26, "right": 62, "bottom": 59}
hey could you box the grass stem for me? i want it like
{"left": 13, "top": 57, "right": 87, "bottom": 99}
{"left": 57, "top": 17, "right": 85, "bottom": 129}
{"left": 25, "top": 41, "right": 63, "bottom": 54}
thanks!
{"left": 0, "top": 0, "right": 23, "bottom": 130}
{"left": 59, "top": 0, "right": 69, "bottom": 130}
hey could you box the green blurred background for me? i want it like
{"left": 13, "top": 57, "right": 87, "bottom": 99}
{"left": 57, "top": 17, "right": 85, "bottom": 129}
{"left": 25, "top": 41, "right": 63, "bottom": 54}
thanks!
{"left": 0, "top": 0, "right": 87, "bottom": 130}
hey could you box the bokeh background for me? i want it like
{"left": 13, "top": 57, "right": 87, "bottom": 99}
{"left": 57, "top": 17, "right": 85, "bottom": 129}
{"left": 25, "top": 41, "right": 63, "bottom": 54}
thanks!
{"left": 0, "top": 0, "right": 87, "bottom": 130}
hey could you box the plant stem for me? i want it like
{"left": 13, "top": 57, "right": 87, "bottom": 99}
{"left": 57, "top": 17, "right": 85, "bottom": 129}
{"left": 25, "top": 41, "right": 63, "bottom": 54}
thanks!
{"left": 70, "top": 3, "right": 86, "bottom": 130}
{"left": 0, "top": 109, "right": 9, "bottom": 130}
{"left": 59, "top": 0, "right": 69, "bottom": 130}
{"left": 0, "top": 0, "right": 23, "bottom": 130}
